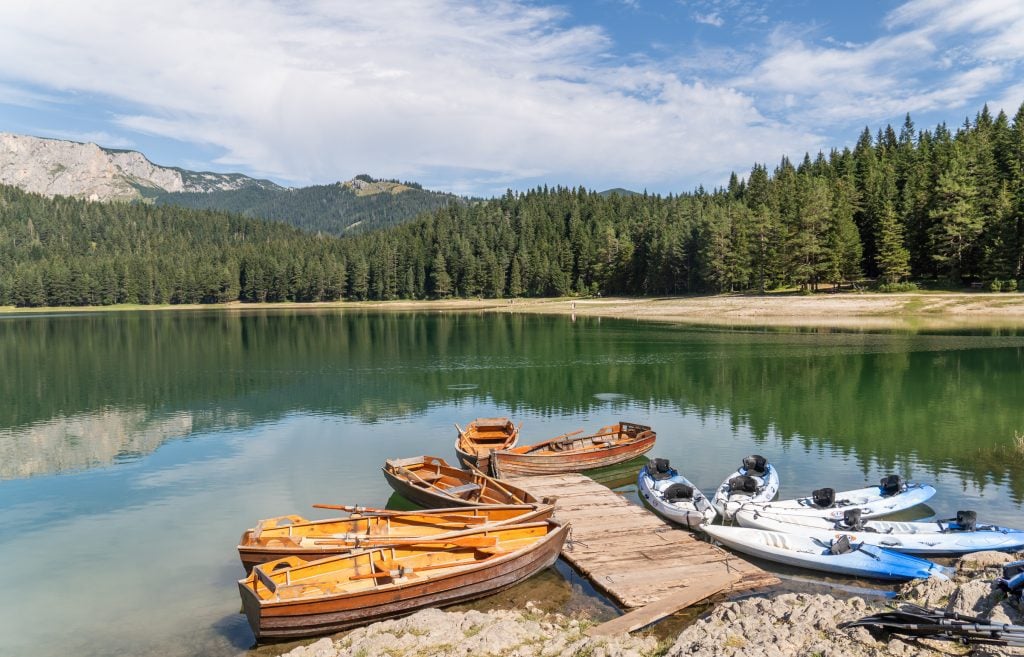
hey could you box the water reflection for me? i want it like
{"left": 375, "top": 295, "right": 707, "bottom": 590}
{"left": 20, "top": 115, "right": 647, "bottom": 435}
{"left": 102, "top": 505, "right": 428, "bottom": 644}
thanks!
{"left": 2, "top": 310, "right": 1023, "bottom": 495}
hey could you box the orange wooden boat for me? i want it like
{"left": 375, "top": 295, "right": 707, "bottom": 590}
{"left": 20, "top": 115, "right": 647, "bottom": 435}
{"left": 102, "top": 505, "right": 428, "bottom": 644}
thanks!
{"left": 238, "top": 519, "right": 569, "bottom": 640}
{"left": 489, "top": 422, "right": 656, "bottom": 477}
{"left": 237, "top": 504, "right": 553, "bottom": 572}
{"left": 454, "top": 417, "right": 520, "bottom": 469}
{"left": 382, "top": 456, "right": 539, "bottom": 508}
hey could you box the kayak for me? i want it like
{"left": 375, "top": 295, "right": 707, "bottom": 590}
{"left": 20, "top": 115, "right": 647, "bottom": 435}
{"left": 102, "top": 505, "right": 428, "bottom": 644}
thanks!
{"left": 637, "top": 458, "right": 717, "bottom": 529}
{"left": 701, "top": 524, "right": 950, "bottom": 581}
{"left": 711, "top": 455, "right": 780, "bottom": 520}
{"left": 734, "top": 507, "right": 1024, "bottom": 556}
{"left": 738, "top": 475, "right": 936, "bottom": 522}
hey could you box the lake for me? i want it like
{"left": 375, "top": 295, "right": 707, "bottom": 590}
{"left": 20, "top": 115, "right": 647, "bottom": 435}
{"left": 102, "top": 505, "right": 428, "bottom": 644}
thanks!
{"left": 2, "top": 308, "right": 1023, "bottom": 657}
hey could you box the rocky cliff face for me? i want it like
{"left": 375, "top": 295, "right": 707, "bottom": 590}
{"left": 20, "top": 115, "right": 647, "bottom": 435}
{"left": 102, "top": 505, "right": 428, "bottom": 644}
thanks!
{"left": 0, "top": 133, "right": 280, "bottom": 201}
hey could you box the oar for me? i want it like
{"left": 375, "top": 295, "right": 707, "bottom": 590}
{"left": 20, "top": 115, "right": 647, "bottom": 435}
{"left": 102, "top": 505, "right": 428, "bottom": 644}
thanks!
{"left": 466, "top": 463, "right": 525, "bottom": 504}
{"left": 526, "top": 429, "right": 584, "bottom": 452}
{"left": 312, "top": 535, "right": 497, "bottom": 548}
{"left": 396, "top": 465, "right": 457, "bottom": 498}
{"left": 312, "top": 504, "right": 413, "bottom": 516}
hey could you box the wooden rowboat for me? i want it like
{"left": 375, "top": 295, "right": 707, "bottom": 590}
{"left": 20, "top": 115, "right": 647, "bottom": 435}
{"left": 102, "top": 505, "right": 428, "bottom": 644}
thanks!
{"left": 238, "top": 519, "right": 569, "bottom": 640}
{"left": 382, "top": 456, "right": 539, "bottom": 508}
{"left": 237, "top": 504, "right": 553, "bottom": 572}
{"left": 489, "top": 422, "right": 656, "bottom": 477}
{"left": 454, "top": 417, "right": 520, "bottom": 469}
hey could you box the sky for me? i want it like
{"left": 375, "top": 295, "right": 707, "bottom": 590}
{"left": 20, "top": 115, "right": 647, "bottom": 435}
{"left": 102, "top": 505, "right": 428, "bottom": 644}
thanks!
{"left": 0, "top": 0, "right": 1022, "bottom": 197}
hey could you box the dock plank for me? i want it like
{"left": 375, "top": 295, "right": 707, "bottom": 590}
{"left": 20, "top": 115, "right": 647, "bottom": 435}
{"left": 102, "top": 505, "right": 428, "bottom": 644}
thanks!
{"left": 505, "top": 473, "right": 777, "bottom": 616}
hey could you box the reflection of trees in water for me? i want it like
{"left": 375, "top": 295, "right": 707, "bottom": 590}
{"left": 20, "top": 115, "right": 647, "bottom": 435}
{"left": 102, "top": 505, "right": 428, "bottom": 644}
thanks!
{"left": 2, "top": 311, "right": 1022, "bottom": 494}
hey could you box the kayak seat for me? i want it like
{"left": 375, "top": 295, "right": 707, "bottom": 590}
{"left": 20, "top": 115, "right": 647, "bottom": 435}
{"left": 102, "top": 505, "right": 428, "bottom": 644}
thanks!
{"left": 830, "top": 535, "right": 853, "bottom": 555}
{"left": 645, "top": 458, "right": 672, "bottom": 481}
{"left": 742, "top": 454, "right": 768, "bottom": 477}
{"left": 663, "top": 483, "right": 694, "bottom": 501}
{"left": 879, "top": 474, "right": 903, "bottom": 496}
{"left": 728, "top": 475, "right": 757, "bottom": 494}
{"left": 812, "top": 487, "right": 836, "bottom": 508}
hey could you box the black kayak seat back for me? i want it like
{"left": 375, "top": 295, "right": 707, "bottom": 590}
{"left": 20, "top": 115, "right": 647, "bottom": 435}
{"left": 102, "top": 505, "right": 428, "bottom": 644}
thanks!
{"left": 841, "top": 508, "right": 864, "bottom": 530}
{"left": 728, "top": 475, "right": 758, "bottom": 494}
{"left": 663, "top": 482, "right": 694, "bottom": 501}
{"left": 742, "top": 454, "right": 768, "bottom": 476}
{"left": 830, "top": 534, "right": 853, "bottom": 555}
{"left": 955, "top": 510, "right": 977, "bottom": 532}
{"left": 646, "top": 458, "right": 672, "bottom": 480}
{"left": 812, "top": 487, "right": 835, "bottom": 508}
{"left": 879, "top": 474, "right": 903, "bottom": 496}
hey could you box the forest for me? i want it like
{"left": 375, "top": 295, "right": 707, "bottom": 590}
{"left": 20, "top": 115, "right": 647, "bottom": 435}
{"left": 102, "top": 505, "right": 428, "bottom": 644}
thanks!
{"left": 1, "top": 101, "right": 1022, "bottom": 307}
{"left": 152, "top": 174, "right": 461, "bottom": 235}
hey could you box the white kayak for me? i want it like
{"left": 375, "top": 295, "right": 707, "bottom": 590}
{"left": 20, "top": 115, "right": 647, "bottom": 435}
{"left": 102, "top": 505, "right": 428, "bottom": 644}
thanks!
{"left": 739, "top": 475, "right": 936, "bottom": 522}
{"left": 702, "top": 524, "right": 950, "bottom": 581}
{"left": 711, "top": 455, "right": 780, "bottom": 520}
{"left": 735, "top": 507, "right": 1024, "bottom": 556}
{"left": 637, "top": 458, "right": 717, "bottom": 529}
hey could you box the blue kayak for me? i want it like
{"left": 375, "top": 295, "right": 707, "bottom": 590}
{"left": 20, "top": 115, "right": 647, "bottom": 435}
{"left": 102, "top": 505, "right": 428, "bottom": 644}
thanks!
{"left": 702, "top": 525, "right": 951, "bottom": 581}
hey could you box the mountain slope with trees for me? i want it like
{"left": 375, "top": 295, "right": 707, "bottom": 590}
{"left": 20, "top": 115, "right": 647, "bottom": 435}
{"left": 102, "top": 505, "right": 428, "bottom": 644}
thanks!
{"left": 2, "top": 101, "right": 1022, "bottom": 307}
{"left": 152, "top": 175, "right": 465, "bottom": 235}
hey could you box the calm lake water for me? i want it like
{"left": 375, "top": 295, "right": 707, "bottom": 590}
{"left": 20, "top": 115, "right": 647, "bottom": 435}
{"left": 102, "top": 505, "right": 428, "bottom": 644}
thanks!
{"left": 2, "top": 309, "right": 1023, "bottom": 657}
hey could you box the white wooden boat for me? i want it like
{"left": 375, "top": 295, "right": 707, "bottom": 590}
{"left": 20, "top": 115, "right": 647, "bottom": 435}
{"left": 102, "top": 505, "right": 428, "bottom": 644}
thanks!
{"left": 637, "top": 458, "right": 717, "bottom": 529}
{"left": 739, "top": 476, "right": 936, "bottom": 523}
{"left": 711, "top": 455, "right": 779, "bottom": 521}
{"left": 702, "top": 524, "right": 950, "bottom": 581}
{"left": 734, "top": 507, "right": 1024, "bottom": 556}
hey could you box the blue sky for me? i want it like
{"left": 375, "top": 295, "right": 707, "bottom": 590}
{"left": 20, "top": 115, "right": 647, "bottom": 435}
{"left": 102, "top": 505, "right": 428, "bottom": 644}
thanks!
{"left": 1, "top": 0, "right": 1021, "bottom": 197}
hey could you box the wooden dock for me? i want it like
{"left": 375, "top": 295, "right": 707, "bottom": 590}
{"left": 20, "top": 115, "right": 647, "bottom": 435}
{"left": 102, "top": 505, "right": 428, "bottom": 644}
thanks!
{"left": 506, "top": 472, "right": 778, "bottom": 631}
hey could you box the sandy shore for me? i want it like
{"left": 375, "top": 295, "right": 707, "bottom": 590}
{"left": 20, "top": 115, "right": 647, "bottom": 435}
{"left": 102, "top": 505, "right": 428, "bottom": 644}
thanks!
{"left": 2, "top": 293, "right": 1024, "bottom": 330}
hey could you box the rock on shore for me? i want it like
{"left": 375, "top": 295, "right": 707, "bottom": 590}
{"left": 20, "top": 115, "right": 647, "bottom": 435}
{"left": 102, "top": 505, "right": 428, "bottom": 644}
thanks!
{"left": 280, "top": 551, "right": 1024, "bottom": 657}
{"left": 282, "top": 602, "right": 656, "bottom": 657}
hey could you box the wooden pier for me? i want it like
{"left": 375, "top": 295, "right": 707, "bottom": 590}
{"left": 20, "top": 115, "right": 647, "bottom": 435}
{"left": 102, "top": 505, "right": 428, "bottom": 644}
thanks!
{"left": 506, "top": 472, "right": 779, "bottom": 633}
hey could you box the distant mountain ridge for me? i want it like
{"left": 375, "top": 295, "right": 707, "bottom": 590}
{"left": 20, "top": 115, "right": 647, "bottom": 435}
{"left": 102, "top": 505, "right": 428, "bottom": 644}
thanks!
{"left": 0, "top": 133, "right": 461, "bottom": 234}
{"left": 0, "top": 133, "right": 280, "bottom": 201}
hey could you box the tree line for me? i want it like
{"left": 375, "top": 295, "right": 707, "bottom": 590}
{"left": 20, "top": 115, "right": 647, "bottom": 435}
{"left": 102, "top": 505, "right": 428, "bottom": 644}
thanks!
{"left": 2, "top": 100, "right": 1023, "bottom": 307}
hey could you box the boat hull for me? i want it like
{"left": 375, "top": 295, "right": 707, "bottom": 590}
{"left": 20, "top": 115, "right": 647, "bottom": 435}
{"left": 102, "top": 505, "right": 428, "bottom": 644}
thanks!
{"left": 240, "top": 521, "right": 569, "bottom": 640}
{"left": 711, "top": 464, "right": 780, "bottom": 520}
{"left": 637, "top": 466, "right": 716, "bottom": 529}
{"left": 702, "top": 525, "right": 947, "bottom": 581}
{"left": 238, "top": 505, "right": 553, "bottom": 571}
{"left": 382, "top": 456, "right": 538, "bottom": 508}
{"left": 734, "top": 508, "right": 1024, "bottom": 556}
{"left": 491, "top": 427, "right": 656, "bottom": 477}
{"left": 740, "top": 483, "right": 937, "bottom": 522}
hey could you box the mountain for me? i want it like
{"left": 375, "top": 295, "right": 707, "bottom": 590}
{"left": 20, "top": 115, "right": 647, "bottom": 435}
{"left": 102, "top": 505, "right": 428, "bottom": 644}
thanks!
{"left": 152, "top": 175, "right": 462, "bottom": 235}
{"left": 0, "top": 133, "right": 280, "bottom": 201}
{"left": 0, "top": 133, "right": 461, "bottom": 235}
{"left": 598, "top": 187, "right": 641, "bottom": 197}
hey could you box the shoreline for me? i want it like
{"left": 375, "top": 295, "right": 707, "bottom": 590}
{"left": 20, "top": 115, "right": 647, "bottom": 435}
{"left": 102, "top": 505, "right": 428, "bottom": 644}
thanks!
{"left": 274, "top": 550, "right": 1024, "bottom": 657}
{"left": 2, "top": 292, "right": 1024, "bottom": 330}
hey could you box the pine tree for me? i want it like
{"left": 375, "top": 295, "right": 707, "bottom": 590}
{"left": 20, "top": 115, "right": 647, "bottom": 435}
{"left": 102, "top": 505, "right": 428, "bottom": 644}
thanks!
{"left": 876, "top": 201, "right": 911, "bottom": 285}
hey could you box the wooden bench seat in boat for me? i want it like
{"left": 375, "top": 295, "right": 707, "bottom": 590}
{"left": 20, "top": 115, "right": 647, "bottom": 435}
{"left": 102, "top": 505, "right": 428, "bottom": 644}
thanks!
{"left": 445, "top": 483, "right": 481, "bottom": 499}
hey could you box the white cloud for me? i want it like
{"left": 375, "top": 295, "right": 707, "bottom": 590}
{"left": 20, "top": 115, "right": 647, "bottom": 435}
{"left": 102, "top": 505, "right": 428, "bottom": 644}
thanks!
{"left": 38, "top": 129, "right": 136, "bottom": 149}
{"left": 0, "top": 0, "right": 819, "bottom": 194}
{"left": 731, "top": 0, "right": 1024, "bottom": 132}
{"left": 694, "top": 12, "right": 724, "bottom": 27}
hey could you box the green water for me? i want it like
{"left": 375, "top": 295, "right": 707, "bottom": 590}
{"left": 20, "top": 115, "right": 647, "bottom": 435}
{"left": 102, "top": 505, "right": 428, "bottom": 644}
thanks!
{"left": 1, "top": 309, "right": 1023, "bottom": 657}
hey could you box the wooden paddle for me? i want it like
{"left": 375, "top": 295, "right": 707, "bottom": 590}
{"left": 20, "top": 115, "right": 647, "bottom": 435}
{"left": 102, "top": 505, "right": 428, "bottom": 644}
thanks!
{"left": 312, "top": 535, "right": 497, "bottom": 548}
{"left": 465, "top": 464, "right": 524, "bottom": 504}
{"left": 312, "top": 504, "right": 413, "bottom": 516}
{"left": 523, "top": 429, "right": 584, "bottom": 452}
